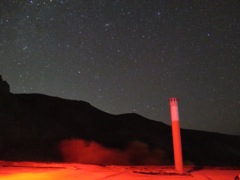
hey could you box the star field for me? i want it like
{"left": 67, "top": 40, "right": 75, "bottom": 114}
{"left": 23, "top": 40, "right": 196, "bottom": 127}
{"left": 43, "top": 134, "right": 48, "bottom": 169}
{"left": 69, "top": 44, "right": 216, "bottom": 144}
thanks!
{"left": 0, "top": 0, "right": 240, "bottom": 135}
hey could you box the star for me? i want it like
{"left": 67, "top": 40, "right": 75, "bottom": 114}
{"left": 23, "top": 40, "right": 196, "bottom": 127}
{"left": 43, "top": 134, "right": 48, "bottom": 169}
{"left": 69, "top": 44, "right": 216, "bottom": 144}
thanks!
{"left": 0, "top": 0, "right": 239, "bottom": 135}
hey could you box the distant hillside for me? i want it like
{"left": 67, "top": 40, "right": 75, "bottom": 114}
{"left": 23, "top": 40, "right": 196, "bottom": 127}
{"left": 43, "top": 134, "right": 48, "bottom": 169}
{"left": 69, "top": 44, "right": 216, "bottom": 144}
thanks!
{"left": 0, "top": 77, "right": 239, "bottom": 166}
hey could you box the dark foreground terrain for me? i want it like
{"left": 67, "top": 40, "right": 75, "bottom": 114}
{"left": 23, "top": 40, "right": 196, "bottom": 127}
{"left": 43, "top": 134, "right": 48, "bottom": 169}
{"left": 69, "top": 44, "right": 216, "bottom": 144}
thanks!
{"left": 0, "top": 77, "right": 240, "bottom": 166}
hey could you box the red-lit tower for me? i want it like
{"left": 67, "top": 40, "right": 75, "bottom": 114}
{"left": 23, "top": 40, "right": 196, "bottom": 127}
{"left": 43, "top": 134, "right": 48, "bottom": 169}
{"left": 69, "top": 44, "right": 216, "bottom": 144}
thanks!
{"left": 169, "top": 97, "right": 183, "bottom": 173}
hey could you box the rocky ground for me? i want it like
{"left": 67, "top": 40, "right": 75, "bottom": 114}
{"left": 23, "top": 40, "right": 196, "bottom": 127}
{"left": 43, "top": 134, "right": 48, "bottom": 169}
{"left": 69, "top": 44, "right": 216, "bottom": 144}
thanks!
{"left": 0, "top": 161, "right": 239, "bottom": 180}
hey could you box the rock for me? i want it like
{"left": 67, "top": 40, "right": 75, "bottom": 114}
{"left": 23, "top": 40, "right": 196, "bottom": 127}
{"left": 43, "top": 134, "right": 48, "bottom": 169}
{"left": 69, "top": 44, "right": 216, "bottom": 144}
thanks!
{"left": 0, "top": 75, "right": 10, "bottom": 95}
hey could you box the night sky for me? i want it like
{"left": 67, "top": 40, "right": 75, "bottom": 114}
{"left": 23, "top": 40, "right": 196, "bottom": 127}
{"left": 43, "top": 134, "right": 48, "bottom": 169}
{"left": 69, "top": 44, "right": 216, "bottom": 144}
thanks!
{"left": 0, "top": 0, "right": 239, "bottom": 135}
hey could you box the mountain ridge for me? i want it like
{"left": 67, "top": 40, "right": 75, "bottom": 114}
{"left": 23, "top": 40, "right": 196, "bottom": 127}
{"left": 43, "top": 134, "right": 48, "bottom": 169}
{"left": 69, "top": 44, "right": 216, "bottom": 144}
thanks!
{"left": 0, "top": 76, "right": 239, "bottom": 166}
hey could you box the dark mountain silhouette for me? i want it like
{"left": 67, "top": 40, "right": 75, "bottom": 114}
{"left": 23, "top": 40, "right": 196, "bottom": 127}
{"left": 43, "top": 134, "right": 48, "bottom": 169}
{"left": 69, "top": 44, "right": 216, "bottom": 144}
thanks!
{"left": 0, "top": 75, "right": 10, "bottom": 94}
{"left": 0, "top": 76, "right": 239, "bottom": 166}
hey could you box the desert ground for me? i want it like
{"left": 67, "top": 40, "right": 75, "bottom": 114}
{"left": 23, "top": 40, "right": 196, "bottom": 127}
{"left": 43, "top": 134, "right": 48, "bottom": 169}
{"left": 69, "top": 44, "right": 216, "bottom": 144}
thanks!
{"left": 0, "top": 161, "right": 239, "bottom": 180}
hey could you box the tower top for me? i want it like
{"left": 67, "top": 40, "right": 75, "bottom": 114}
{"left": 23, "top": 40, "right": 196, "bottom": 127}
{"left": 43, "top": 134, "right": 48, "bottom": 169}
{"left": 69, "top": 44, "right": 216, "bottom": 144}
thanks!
{"left": 169, "top": 97, "right": 179, "bottom": 102}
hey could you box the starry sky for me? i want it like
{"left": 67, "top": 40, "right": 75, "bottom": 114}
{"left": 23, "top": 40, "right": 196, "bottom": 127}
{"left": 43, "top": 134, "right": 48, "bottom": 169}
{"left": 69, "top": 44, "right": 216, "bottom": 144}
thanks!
{"left": 0, "top": 0, "right": 240, "bottom": 135}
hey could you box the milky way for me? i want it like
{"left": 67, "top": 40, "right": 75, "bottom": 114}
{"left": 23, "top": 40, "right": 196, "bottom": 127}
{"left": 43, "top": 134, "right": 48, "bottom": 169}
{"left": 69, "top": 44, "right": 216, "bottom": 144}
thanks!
{"left": 0, "top": 0, "right": 239, "bottom": 135}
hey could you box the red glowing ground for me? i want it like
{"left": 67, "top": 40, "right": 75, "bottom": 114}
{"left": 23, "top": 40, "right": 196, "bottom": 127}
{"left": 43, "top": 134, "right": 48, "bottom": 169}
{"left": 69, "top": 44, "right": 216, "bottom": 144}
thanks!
{"left": 0, "top": 161, "right": 239, "bottom": 180}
